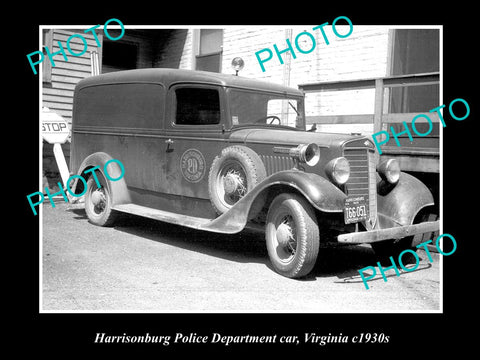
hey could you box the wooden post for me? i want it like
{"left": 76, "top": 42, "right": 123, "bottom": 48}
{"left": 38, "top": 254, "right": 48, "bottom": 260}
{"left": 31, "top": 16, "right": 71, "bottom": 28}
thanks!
{"left": 373, "top": 78, "right": 384, "bottom": 134}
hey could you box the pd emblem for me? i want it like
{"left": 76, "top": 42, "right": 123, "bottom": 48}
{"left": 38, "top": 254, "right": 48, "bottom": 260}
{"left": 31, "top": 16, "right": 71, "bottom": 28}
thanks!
{"left": 180, "top": 149, "right": 206, "bottom": 183}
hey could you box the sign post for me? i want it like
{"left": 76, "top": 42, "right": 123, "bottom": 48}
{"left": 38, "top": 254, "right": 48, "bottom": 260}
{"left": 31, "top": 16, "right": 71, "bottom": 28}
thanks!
{"left": 41, "top": 107, "right": 71, "bottom": 196}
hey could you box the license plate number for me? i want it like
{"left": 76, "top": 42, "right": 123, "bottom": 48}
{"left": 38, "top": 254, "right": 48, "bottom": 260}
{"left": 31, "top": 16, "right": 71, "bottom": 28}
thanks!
{"left": 344, "top": 195, "right": 368, "bottom": 224}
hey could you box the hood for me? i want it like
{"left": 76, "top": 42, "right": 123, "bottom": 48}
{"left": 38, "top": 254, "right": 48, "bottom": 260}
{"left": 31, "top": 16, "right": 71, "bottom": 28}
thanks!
{"left": 229, "top": 127, "right": 367, "bottom": 149}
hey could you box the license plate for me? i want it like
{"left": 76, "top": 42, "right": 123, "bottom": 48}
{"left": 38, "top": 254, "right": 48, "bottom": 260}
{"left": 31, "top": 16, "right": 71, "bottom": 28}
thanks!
{"left": 344, "top": 195, "right": 368, "bottom": 224}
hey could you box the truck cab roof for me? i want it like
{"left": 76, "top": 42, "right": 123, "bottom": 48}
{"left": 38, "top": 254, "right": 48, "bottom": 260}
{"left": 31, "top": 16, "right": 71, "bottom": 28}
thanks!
{"left": 75, "top": 68, "right": 304, "bottom": 97}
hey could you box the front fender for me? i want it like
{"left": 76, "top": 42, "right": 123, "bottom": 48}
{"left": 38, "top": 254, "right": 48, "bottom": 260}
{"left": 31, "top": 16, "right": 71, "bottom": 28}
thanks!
{"left": 71, "top": 151, "right": 131, "bottom": 206}
{"left": 202, "top": 170, "right": 345, "bottom": 233}
{"left": 263, "top": 170, "right": 347, "bottom": 212}
{"left": 377, "top": 171, "right": 434, "bottom": 228}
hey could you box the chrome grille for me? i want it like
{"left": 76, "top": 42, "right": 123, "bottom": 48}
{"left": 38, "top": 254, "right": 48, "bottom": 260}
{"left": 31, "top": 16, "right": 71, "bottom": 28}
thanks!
{"left": 343, "top": 147, "right": 377, "bottom": 228}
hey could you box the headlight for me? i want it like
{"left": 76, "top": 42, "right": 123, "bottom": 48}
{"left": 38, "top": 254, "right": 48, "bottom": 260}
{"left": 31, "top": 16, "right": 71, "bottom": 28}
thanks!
{"left": 326, "top": 157, "right": 350, "bottom": 185}
{"left": 377, "top": 159, "right": 400, "bottom": 184}
{"left": 273, "top": 143, "right": 320, "bottom": 167}
{"left": 294, "top": 143, "right": 320, "bottom": 167}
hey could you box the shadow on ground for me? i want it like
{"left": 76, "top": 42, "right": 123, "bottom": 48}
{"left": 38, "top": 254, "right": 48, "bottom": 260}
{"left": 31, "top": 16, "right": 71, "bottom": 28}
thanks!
{"left": 67, "top": 207, "right": 432, "bottom": 281}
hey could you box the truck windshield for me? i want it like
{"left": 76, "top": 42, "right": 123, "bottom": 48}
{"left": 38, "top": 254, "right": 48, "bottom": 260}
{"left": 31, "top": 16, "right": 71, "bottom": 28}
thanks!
{"left": 227, "top": 88, "right": 305, "bottom": 130}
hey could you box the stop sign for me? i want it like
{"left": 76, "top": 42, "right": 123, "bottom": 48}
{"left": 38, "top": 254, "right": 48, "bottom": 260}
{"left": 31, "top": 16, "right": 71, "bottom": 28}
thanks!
{"left": 41, "top": 107, "right": 70, "bottom": 144}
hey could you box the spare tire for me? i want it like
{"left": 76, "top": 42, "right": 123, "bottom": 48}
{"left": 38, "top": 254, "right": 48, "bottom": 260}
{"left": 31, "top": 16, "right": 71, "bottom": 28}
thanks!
{"left": 208, "top": 145, "right": 267, "bottom": 215}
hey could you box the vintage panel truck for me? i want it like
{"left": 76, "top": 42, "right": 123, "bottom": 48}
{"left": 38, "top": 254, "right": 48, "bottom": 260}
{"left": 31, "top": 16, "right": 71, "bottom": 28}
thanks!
{"left": 70, "top": 68, "right": 439, "bottom": 278}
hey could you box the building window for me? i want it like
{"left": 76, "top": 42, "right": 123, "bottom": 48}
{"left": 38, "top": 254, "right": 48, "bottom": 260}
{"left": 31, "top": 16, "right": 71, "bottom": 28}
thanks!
{"left": 102, "top": 40, "right": 138, "bottom": 73}
{"left": 175, "top": 87, "right": 221, "bottom": 125}
{"left": 388, "top": 29, "right": 440, "bottom": 113}
{"left": 195, "top": 29, "right": 223, "bottom": 72}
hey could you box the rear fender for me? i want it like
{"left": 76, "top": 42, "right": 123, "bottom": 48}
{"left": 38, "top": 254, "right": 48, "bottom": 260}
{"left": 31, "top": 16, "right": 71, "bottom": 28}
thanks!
{"left": 202, "top": 170, "right": 345, "bottom": 233}
{"left": 71, "top": 152, "right": 131, "bottom": 206}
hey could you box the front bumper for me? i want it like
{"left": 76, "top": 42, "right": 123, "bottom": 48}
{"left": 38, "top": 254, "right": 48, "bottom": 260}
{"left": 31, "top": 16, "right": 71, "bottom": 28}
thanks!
{"left": 337, "top": 220, "right": 440, "bottom": 244}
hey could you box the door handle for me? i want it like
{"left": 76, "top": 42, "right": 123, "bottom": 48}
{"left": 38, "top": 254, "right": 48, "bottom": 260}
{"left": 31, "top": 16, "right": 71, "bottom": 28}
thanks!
{"left": 165, "top": 138, "right": 174, "bottom": 152}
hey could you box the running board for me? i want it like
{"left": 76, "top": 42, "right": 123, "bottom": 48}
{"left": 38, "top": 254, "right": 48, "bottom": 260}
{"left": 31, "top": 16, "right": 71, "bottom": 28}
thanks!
{"left": 113, "top": 203, "right": 244, "bottom": 234}
{"left": 114, "top": 203, "right": 211, "bottom": 229}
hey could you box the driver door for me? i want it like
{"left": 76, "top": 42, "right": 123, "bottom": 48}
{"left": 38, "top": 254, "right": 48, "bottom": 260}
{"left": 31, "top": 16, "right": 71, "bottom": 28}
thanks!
{"left": 162, "top": 84, "right": 229, "bottom": 200}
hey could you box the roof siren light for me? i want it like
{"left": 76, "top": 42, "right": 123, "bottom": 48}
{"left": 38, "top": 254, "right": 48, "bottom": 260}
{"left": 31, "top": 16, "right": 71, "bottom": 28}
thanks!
{"left": 231, "top": 57, "right": 245, "bottom": 76}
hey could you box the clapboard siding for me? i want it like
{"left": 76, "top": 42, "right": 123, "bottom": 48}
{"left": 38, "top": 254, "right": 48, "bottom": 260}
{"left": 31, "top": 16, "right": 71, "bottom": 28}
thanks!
{"left": 43, "top": 93, "right": 74, "bottom": 105}
{"left": 54, "top": 31, "right": 100, "bottom": 46}
{"left": 51, "top": 74, "right": 84, "bottom": 85}
{"left": 43, "top": 29, "right": 101, "bottom": 125}
{"left": 55, "top": 60, "right": 92, "bottom": 71}
{"left": 53, "top": 67, "right": 91, "bottom": 78}
{"left": 48, "top": 81, "right": 77, "bottom": 91}
{"left": 43, "top": 87, "right": 74, "bottom": 98}
{"left": 43, "top": 100, "right": 72, "bottom": 110}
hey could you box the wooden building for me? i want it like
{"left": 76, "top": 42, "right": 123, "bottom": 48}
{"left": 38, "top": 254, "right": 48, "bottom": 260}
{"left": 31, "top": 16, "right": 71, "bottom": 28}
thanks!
{"left": 41, "top": 26, "right": 440, "bottom": 201}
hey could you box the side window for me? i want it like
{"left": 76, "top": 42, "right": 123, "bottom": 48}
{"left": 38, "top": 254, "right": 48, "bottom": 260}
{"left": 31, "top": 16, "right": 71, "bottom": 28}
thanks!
{"left": 175, "top": 88, "right": 221, "bottom": 125}
{"left": 75, "top": 83, "right": 164, "bottom": 128}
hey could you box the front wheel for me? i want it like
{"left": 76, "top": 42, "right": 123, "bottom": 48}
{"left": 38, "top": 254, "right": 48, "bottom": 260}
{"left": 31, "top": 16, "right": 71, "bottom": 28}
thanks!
{"left": 265, "top": 193, "right": 320, "bottom": 278}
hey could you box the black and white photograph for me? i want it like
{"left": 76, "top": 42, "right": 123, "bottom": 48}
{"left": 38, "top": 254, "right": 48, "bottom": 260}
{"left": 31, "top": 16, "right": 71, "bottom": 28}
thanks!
{"left": 16, "top": 6, "right": 475, "bottom": 356}
{"left": 38, "top": 23, "right": 442, "bottom": 313}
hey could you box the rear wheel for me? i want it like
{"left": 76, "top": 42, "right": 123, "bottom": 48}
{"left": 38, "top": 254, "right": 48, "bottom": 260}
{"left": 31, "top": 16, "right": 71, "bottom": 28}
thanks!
{"left": 265, "top": 193, "right": 319, "bottom": 278}
{"left": 85, "top": 172, "right": 118, "bottom": 226}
